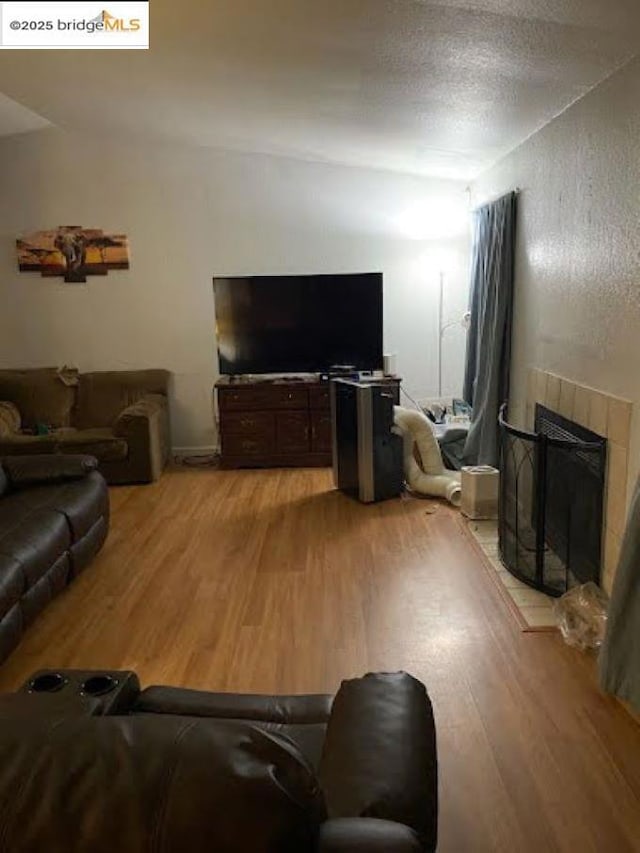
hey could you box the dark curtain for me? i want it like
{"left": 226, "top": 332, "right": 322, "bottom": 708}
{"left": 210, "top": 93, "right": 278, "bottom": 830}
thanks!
{"left": 599, "top": 474, "right": 640, "bottom": 712}
{"left": 462, "top": 191, "right": 517, "bottom": 467}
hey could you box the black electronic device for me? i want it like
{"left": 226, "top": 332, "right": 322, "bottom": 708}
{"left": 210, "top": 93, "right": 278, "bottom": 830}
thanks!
{"left": 331, "top": 379, "right": 403, "bottom": 503}
{"left": 213, "top": 273, "right": 383, "bottom": 375}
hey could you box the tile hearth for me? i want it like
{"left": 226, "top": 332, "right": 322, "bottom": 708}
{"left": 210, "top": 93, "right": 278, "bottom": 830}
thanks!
{"left": 468, "top": 519, "right": 557, "bottom": 629}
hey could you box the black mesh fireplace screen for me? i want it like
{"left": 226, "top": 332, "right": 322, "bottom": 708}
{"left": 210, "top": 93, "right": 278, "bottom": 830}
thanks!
{"left": 498, "top": 404, "right": 606, "bottom": 597}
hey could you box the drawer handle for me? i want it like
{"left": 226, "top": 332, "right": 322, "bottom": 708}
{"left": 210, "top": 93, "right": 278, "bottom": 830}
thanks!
{"left": 242, "top": 440, "right": 258, "bottom": 450}
{"left": 240, "top": 418, "right": 255, "bottom": 428}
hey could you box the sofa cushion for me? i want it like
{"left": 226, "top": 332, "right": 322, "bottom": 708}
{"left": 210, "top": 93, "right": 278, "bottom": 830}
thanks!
{"left": 0, "top": 369, "right": 77, "bottom": 429}
{"left": 3, "top": 472, "right": 109, "bottom": 542}
{"left": 2, "top": 454, "right": 98, "bottom": 488}
{"left": 70, "top": 516, "right": 108, "bottom": 577}
{"left": 0, "top": 602, "right": 22, "bottom": 662}
{"left": 0, "top": 401, "right": 20, "bottom": 436}
{"left": 134, "top": 687, "right": 332, "bottom": 773}
{"left": 0, "top": 434, "right": 58, "bottom": 456}
{"left": 74, "top": 370, "right": 170, "bottom": 429}
{"left": 54, "top": 428, "right": 128, "bottom": 462}
{"left": 20, "top": 553, "right": 70, "bottom": 626}
{"left": 263, "top": 721, "right": 328, "bottom": 772}
{"left": 0, "top": 553, "right": 23, "bottom": 616}
{"left": 0, "top": 507, "right": 70, "bottom": 586}
{"left": 0, "top": 715, "right": 325, "bottom": 853}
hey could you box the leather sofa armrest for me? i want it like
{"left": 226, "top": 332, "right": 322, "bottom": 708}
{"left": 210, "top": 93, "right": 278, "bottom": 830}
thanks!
{"left": 319, "top": 818, "right": 424, "bottom": 852}
{"left": 0, "top": 401, "right": 21, "bottom": 437}
{"left": 319, "top": 672, "right": 438, "bottom": 852}
{"left": 134, "top": 685, "right": 332, "bottom": 723}
{"left": 1, "top": 454, "right": 98, "bottom": 487}
{"left": 114, "top": 394, "right": 167, "bottom": 437}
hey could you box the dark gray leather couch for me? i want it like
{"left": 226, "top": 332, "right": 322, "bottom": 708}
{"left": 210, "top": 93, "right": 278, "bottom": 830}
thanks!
{"left": 0, "top": 455, "right": 109, "bottom": 663}
{"left": 0, "top": 671, "right": 438, "bottom": 852}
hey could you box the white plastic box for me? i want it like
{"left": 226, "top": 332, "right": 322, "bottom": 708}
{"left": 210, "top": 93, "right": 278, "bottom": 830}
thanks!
{"left": 461, "top": 466, "right": 499, "bottom": 520}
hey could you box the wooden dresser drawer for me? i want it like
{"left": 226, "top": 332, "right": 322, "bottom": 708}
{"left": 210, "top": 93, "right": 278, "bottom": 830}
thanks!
{"left": 221, "top": 411, "right": 275, "bottom": 436}
{"left": 311, "top": 411, "right": 332, "bottom": 452}
{"left": 276, "top": 411, "right": 310, "bottom": 453}
{"left": 219, "top": 385, "right": 309, "bottom": 411}
{"left": 270, "top": 386, "right": 309, "bottom": 409}
{"left": 215, "top": 378, "right": 340, "bottom": 468}
{"left": 222, "top": 433, "right": 275, "bottom": 456}
{"left": 219, "top": 387, "right": 276, "bottom": 411}
{"left": 309, "top": 385, "right": 330, "bottom": 410}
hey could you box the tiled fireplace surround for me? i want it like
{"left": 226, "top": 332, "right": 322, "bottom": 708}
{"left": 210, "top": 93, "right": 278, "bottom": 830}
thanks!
{"left": 525, "top": 368, "right": 633, "bottom": 595}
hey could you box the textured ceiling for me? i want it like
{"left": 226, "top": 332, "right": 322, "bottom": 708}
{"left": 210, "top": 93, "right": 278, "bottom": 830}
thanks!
{"left": 0, "top": 0, "right": 639, "bottom": 178}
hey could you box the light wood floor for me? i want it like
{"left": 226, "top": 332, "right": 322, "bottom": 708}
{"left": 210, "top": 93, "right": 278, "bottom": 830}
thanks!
{"left": 1, "top": 466, "right": 640, "bottom": 851}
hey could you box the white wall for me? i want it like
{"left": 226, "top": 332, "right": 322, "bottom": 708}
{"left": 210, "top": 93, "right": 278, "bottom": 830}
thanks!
{"left": 472, "top": 56, "right": 640, "bottom": 500}
{"left": 0, "top": 128, "right": 470, "bottom": 449}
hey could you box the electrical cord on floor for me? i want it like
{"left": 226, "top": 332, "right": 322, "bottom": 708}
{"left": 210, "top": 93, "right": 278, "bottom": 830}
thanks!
{"left": 173, "top": 452, "right": 220, "bottom": 468}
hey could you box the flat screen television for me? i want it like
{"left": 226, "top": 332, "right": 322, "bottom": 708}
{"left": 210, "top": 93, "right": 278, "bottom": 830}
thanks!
{"left": 213, "top": 273, "right": 383, "bottom": 375}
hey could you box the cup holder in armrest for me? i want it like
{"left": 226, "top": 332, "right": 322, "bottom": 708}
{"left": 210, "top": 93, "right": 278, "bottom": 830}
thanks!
{"left": 29, "top": 673, "right": 68, "bottom": 693}
{"left": 21, "top": 669, "right": 139, "bottom": 713}
{"left": 81, "top": 675, "right": 119, "bottom": 697}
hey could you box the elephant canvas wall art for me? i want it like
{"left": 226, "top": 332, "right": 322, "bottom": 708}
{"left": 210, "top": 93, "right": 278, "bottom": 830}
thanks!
{"left": 17, "top": 226, "right": 130, "bottom": 283}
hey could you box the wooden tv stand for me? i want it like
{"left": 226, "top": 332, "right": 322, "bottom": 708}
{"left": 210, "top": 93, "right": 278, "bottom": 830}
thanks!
{"left": 215, "top": 376, "right": 401, "bottom": 469}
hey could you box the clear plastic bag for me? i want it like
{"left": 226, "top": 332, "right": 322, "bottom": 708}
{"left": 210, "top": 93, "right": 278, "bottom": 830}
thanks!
{"left": 553, "top": 582, "right": 608, "bottom": 651}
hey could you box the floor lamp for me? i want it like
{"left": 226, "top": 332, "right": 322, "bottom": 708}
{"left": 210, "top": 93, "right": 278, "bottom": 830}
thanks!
{"left": 437, "top": 270, "right": 471, "bottom": 398}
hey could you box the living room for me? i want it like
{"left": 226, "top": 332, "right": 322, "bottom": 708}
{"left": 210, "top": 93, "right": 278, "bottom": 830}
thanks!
{"left": 1, "top": 2, "right": 640, "bottom": 851}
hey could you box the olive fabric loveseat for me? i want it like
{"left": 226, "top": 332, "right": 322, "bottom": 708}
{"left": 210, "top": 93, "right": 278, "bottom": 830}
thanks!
{"left": 0, "top": 368, "right": 170, "bottom": 484}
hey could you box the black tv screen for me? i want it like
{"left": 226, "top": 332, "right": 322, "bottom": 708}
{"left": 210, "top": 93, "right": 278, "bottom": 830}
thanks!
{"left": 213, "top": 273, "right": 383, "bottom": 375}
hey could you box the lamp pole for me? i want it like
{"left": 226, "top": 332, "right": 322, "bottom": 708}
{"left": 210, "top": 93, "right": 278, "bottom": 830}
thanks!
{"left": 438, "top": 271, "right": 444, "bottom": 398}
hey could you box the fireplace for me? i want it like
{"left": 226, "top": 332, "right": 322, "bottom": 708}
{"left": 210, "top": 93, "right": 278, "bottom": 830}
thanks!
{"left": 498, "top": 404, "right": 607, "bottom": 597}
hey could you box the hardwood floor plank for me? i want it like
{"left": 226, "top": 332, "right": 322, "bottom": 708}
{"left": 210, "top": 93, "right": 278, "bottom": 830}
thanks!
{"left": 1, "top": 466, "right": 639, "bottom": 850}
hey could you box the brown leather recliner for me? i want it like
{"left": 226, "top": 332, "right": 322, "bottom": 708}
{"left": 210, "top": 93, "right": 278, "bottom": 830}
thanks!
{"left": 0, "top": 671, "right": 438, "bottom": 852}
{"left": 0, "top": 455, "right": 109, "bottom": 663}
{"left": 0, "top": 368, "right": 171, "bottom": 484}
